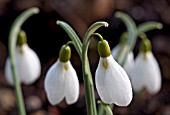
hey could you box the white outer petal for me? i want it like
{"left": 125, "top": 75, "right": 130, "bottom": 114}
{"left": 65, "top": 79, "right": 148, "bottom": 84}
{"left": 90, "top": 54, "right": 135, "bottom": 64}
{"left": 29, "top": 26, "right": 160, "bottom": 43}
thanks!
{"left": 44, "top": 59, "right": 65, "bottom": 105}
{"left": 142, "top": 52, "right": 161, "bottom": 94}
{"left": 95, "top": 55, "right": 133, "bottom": 106}
{"left": 130, "top": 52, "right": 161, "bottom": 94}
{"left": 123, "top": 51, "right": 134, "bottom": 75}
{"left": 112, "top": 44, "right": 127, "bottom": 64}
{"left": 18, "top": 45, "right": 41, "bottom": 85}
{"left": 111, "top": 44, "right": 121, "bottom": 58}
{"left": 105, "top": 56, "right": 132, "bottom": 106}
{"left": 4, "top": 44, "right": 41, "bottom": 85}
{"left": 64, "top": 61, "right": 79, "bottom": 105}
{"left": 130, "top": 53, "right": 146, "bottom": 92}
{"left": 112, "top": 45, "right": 134, "bottom": 75}
{"left": 5, "top": 58, "right": 19, "bottom": 85}
{"left": 95, "top": 58, "right": 111, "bottom": 103}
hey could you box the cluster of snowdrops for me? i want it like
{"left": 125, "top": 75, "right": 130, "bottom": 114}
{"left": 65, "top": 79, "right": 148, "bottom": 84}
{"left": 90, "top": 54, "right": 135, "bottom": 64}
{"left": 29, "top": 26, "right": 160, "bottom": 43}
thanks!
{"left": 4, "top": 8, "right": 162, "bottom": 115}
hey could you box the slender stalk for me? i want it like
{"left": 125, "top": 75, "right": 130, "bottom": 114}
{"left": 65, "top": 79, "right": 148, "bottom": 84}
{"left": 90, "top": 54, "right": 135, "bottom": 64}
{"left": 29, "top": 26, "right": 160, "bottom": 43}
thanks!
{"left": 82, "top": 22, "right": 108, "bottom": 115}
{"left": 9, "top": 7, "right": 39, "bottom": 115}
{"left": 115, "top": 11, "right": 137, "bottom": 66}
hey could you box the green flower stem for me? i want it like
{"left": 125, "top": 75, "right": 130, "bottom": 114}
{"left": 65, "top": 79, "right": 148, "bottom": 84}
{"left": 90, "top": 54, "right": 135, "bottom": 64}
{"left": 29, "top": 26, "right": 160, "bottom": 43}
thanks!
{"left": 57, "top": 21, "right": 108, "bottom": 115}
{"left": 98, "top": 100, "right": 113, "bottom": 115}
{"left": 65, "top": 41, "right": 74, "bottom": 46}
{"left": 98, "top": 103, "right": 113, "bottom": 115}
{"left": 91, "top": 33, "right": 104, "bottom": 41}
{"left": 98, "top": 103, "right": 105, "bottom": 115}
{"left": 139, "top": 34, "right": 152, "bottom": 52}
{"left": 9, "top": 7, "right": 39, "bottom": 115}
{"left": 115, "top": 11, "right": 137, "bottom": 66}
{"left": 98, "top": 102, "right": 114, "bottom": 115}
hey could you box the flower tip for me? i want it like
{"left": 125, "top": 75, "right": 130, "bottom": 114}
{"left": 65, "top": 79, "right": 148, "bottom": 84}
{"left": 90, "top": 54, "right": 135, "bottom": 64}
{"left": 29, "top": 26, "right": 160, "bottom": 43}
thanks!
{"left": 157, "top": 23, "right": 163, "bottom": 29}
{"left": 17, "top": 30, "right": 27, "bottom": 46}
{"left": 115, "top": 94, "right": 133, "bottom": 107}
{"left": 32, "top": 7, "right": 39, "bottom": 14}
{"left": 56, "top": 20, "right": 61, "bottom": 25}
{"left": 66, "top": 98, "right": 78, "bottom": 105}
{"left": 47, "top": 97, "right": 59, "bottom": 105}
{"left": 104, "top": 23, "right": 109, "bottom": 27}
{"left": 115, "top": 11, "right": 123, "bottom": 18}
{"left": 59, "top": 45, "right": 71, "bottom": 62}
{"left": 125, "top": 95, "right": 133, "bottom": 106}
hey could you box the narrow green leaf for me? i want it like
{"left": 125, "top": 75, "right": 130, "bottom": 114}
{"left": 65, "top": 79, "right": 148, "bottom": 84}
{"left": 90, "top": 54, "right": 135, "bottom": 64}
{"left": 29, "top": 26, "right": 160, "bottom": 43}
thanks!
{"left": 138, "top": 22, "right": 163, "bottom": 34}
{"left": 57, "top": 21, "right": 82, "bottom": 58}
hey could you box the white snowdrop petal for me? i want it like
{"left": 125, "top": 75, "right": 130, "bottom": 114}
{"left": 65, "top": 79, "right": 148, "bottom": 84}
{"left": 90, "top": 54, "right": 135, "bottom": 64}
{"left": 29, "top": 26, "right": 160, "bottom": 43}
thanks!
{"left": 130, "top": 53, "right": 146, "bottom": 92}
{"left": 112, "top": 44, "right": 130, "bottom": 64}
{"left": 65, "top": 61, "right": 79, "bottom": 104}
{"left": 18, "top": 45, "right": 41, "bottom": 85}
{"left": 4, "top": 58, "right": 18, "bottom": 85}
{"left": 105, "top": 56, "right": 132, "bottom": 106}
{"left": 112, "top": 45, "right": 135, "bottom": 75}
{"left": 131, "top": 51, "right": 162, "bottom": 94}
{"left": 123, "top": 51, "right": 134, "bottom": 75}
{"left": 95, "top": 58, "right": 111, "bottom": 104}
{"left": 95, "top": 55, "right": 133, "bottom": 106}
{"left": 143, "top": 52, "right": 161, "bottom": 94}
{"left": 44, "top": 60, "right": 65, "bottom": 105}
{"left": 111, "top": 44, "right": 121, "bottom": 58}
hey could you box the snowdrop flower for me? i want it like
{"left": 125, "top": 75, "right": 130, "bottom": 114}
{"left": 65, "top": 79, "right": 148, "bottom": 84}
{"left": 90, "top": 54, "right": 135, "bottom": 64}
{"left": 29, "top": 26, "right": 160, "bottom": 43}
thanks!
{"left": 5, "top": 30, "right": 41, "bottom": 85}
{"left": 130, "top": 38, "right": 161, "bottom": 94}
{"left": 112, "top": 44, "right": 134, "bottom": 75}
{"left": 95, "top": 40, "right": 133, "bottom": 106}
{"left": 44, "top": 44, "right": 79, "bottom": 105}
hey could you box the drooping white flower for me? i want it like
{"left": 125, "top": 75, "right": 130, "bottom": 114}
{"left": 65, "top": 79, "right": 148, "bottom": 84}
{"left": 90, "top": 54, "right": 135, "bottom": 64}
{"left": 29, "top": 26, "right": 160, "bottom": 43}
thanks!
{"left": 112, "top": 44, "right": 134, "bottom": 75}
{"left": 130, "top": 51, "right": 161, "bottom": 94}
{"left": 5, "top": 44, "right": 41, "bottom": 85}
{"left": 96, "top": 40, "right": 133, "bottom": 106}
{"left": 44, "top": 45, "right": 79, "bottom": 105}
{"left": 44, "top": 59, "right": 79, "bottom": 105}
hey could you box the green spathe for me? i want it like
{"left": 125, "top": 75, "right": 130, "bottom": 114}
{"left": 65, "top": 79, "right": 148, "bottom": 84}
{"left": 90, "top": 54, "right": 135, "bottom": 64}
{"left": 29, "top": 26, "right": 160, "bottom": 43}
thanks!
{"left": 98, "top": 40, "right": 111, "bottom": 58}
{"left": 17, "top": 30, "right": 27, "bottom": 46}
{"left": 140, "top": 38, "right": 151, "bottom": 53}
{"left": 59, "top": 45, "right": 71, "bottom": 62}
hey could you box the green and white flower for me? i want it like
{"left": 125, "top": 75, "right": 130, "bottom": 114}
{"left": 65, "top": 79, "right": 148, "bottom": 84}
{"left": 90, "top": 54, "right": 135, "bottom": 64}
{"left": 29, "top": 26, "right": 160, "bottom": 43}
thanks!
{"left": 96, "top": 40, "right": 133, "bottom": 106}
{"left": 5, "top": 31, "right": 41, "bottom": 85}
{"left": 130, "top": 38, "right": 161, "bottom": 94}
{"left": 44, "top": 45, "right": 79, "bottom": 105}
